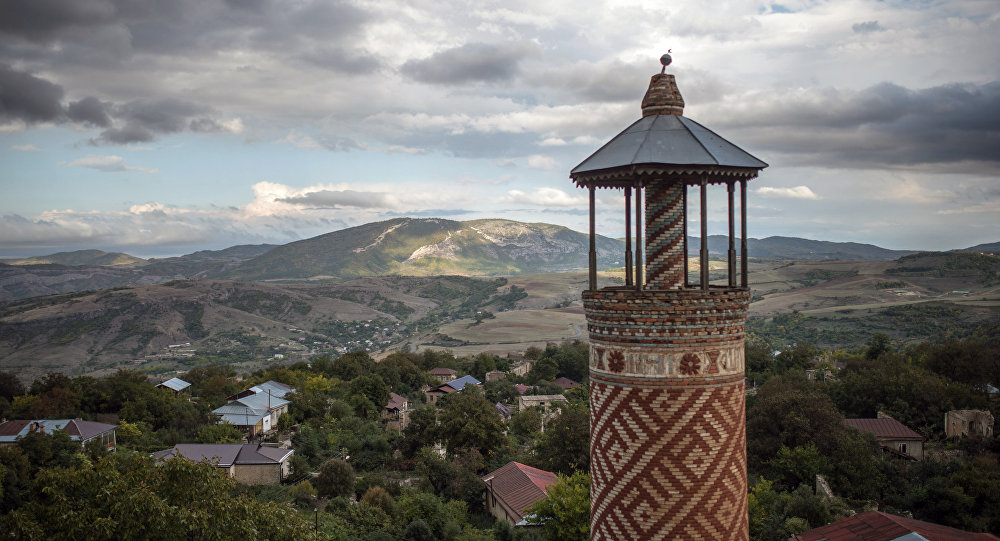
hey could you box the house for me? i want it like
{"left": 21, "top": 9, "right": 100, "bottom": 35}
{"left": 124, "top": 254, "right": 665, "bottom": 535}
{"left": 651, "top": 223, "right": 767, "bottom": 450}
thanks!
{"left": 227, "top": 380, "right": 295, "bottom": 401}
{"left": 0, "top": 419, "right": 117, "bottom": 450}
{"left": 384, "top": 392, "right": 411, "bottom": 430}
{"left": 425, "top": 375, "right": 482, "bottom": 405}
{"left": 509, "top": 359, "right": 534, "bottom": 377}
{"left": 517, "top": 394, "right": 567, "bottom": 413}
{"left": 790, "top": 510, "right": 1000, "bottom": 540}
{"left": 152, "top": 443, "right": 294, "bottom": 485}
{"left": 551, "top": 377, "right": 580, "bottom": 390}
{"left": 429, "top": 367, "right": 457, "bottom": 384}
{"left": 485, "top": 370, "right": 506, "bottom": 382}
{"left": 496, "top": 402, "right": 514, "bottom": 421}
{"left": 213, "top": 392, "right": 291, "bottom": 436}
{"left": 844, "top": 416, "right": 924, "bottom": 460}
{"left": 514, "top": 384, "right": 537, "bottom": 395}
{"left": 945, "top": 409, "right": 994, "bottom": 438}
{"left": 482, "top": 461, "right": 558, "bottom": 525}
{"left": 156, "top": 377, "right": 191, "bottom": 395}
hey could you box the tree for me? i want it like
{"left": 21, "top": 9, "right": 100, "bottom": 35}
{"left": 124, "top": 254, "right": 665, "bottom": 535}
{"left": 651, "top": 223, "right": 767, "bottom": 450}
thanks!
{"left": 526, "top": 471, "right": 590, "bottom": 541}
{"left": 402, "top": 405, "right": 439, "bottom": 456}
{"left": 361, "top": 486, "right": 396, "bottom": 516}
{"left": 767, "top": 443, "right": 829, "bottom": 490}
{"left": 195, "top": 422, "right": 244, "bottom": 444}
{"left": 1, "top": 453, "right": 318, "bottom": 540}
{"left": 535, "top": 404, "right": 590, "bottom": 474}
{"left": 315, "top": 458, "right": 356, "bottom": 499}
{"left": 437, "top": 388, "right": 507, "bottom": 457}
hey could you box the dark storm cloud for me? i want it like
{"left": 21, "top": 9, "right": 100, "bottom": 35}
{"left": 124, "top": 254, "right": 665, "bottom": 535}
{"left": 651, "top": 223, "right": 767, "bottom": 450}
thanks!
{"left": 0, "top": 0, "right": 116, "bottom": 42}
{"left": 278, "top": 190, "right": 393, "bottom": 209}
{"left": 89, "top": 98, "right": 230, "bottom": 144}
{"left": 0, "top": 64, "right": 65, "bottom": 122}
{"left": 718, "top": 81, "right": 1000, "bottom": 169}
{"left": 852, "top": 21, "right": 885, "bottom": 34}
{"left": 401, "top": 42, "right": 538, "bottom": 85}
{"left": 66, "top": 96, "right": 112, "bottom": 127}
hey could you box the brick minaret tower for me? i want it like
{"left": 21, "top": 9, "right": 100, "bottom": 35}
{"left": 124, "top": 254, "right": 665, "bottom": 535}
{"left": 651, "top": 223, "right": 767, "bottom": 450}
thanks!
{"left": 571, "top": 54, "right": 767, "bottom": 541}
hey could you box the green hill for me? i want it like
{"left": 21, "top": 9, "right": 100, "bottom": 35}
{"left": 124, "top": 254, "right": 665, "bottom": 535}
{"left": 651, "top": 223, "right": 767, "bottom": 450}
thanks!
{"left": 224, "top": 218, "right": 626, "bottom": 281}
{"left": 6, "top": 249, "right": 146, "bottom": 267}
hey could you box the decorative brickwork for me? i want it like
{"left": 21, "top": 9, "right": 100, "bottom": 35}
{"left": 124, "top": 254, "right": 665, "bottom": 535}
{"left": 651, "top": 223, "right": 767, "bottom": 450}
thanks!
{"left": 644, "top": 182, "right": 686, "bottom": 289}
{"left": 641, "top": 73, "right": 685, "bottom": 117}
{"left": 586, "top": 288, "right": 750, "bottom": 541}
{"left": 590, "top": 376, "right": 747, "bottom": 540}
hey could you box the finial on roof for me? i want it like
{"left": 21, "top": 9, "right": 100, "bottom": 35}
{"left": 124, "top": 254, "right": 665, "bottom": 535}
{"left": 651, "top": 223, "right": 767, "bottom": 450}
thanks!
{"left": 660, "top": 50, "right": 672, "bottom": 74}
{"left": 642, "top": 52, "right": 684, "bottom": 117}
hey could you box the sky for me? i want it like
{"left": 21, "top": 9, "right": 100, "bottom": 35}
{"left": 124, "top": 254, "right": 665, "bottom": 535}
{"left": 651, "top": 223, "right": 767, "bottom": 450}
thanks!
{"left": 1, "top": 0, "right": 998, "bottom": 258}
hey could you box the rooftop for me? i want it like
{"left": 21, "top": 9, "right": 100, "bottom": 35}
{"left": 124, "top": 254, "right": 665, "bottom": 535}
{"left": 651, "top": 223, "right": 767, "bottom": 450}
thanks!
{"left": 844, "top": 418, "right": 924, "bottom": 441}
{"left": 791, "top": 510, "right": 999, "bottom": 540}
{"left": 152, "top": 443, "right": 293, "bottom": 467}
{"left": 157, "top": 377, "right": 191, "bottom": 392}
{"left": 482, "top": 461, "right": 558, "bottom": 523}
{"left": 0, "top": 419, "right": 117, "bottom": 443}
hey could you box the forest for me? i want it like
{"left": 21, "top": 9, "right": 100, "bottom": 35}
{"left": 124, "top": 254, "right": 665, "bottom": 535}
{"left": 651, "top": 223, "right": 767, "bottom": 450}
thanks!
{"left": 0, "top": 321, "right": 997, "bottom": 540}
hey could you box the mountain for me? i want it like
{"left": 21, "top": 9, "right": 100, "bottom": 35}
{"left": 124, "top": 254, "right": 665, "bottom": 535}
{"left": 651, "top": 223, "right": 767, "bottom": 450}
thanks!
{"left": 0, "top": 245, "right": 277, "bottom": 301}
{"left": 959, "top": 241, "right": 1000, "bottom": 252}
{"left": 684, "top": 235, "right": 915, "bottom": 261}
{"left": 142, "top": 244, "right": 277, "bottom": 278}
{"left": 224, "top": 218, "right": 626, "bottom": 281}
{"left": 4, "top": 249, "right": 146, "bottom": 267}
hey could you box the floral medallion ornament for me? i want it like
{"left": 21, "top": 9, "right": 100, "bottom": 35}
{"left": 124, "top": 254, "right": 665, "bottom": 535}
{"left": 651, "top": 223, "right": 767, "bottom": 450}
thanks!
{"left": 608, "top": 351, "right": 625, "bottom": 373}
{"left": 679, "top": 353, "right": 701, "bottom": 376}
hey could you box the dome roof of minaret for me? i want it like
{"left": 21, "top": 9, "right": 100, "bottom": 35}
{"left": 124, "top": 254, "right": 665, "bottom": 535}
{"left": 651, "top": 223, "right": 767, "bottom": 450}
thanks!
{"left": 570, "top": 55, "right": 767, "bottom": 187}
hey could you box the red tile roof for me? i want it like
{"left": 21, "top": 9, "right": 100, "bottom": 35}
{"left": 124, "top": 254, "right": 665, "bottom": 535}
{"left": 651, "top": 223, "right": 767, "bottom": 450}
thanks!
{"left": 386, "top": 392, "right": 408, "bottom": 411}
{"left": 843, "top": 418, "right": 924, "bottom": 441}
{"left": 792, "top": 510, "right": 1000, "bottom": 540}
{"left": 482, "top": 461, "right": 558, "bottom": 523}
{"left": 429, "top": 367, "right": 457, "bottom": 375}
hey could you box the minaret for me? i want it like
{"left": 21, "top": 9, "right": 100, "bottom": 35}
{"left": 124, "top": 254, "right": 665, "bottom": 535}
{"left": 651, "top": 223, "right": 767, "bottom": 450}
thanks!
{"left": 571, "top": 54, "right": 767, "bottom": 541}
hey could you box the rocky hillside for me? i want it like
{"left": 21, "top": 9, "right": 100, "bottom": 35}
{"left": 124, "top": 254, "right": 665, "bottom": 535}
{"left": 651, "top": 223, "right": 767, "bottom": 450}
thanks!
{"left": 223, "top": 218, "right": 626, "bottom": 281}
{"left": 0, "top": 275, "right": 518, "bottom": 379}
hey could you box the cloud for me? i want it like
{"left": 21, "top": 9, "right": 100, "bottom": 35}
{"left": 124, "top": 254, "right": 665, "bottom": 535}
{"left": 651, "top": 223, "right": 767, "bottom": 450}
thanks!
{"left": 705, "top": 81, "right": 1000, "bottom": 170}
{"left": 400, "top": 42, "right": 538, "bottom": 85}
{"left": 278, "top": 190, "right": 394, "bottom": 209}
{"left": 11, "top": 144, "right": 39, "bottom": 151}
{"left": 66, "top": 96, "right": 112, "bottom": 127}
{"left": 755, "top": 186, "right": 820, "bottom": 199}
{"left": 0, "top": 64, "right": 65, "bottom": 123}
{"left": 500, "top": 188, "right": 586, "bottom": 207}
{"left": 526, "top": 155, "right": 557, "bottom": 169}
{"left": 276, "top": 130, "right": 365, "bottom": 152}
{"left": 852, "top": 20, "right": 885, "bottom": 34}
{"left": 66, "top": 154, "right": 158, "bottom": 173}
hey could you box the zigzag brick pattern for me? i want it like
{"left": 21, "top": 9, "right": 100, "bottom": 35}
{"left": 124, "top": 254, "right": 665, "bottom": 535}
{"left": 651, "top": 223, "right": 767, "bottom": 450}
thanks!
{"left": 589, "top": 377, "right": 747, "bottom": 540}
{"left": 644, "top": 183, "right": 686, "bottom": 289}
{"left": 585, "top": 288, "right": 751, "bottom": 541}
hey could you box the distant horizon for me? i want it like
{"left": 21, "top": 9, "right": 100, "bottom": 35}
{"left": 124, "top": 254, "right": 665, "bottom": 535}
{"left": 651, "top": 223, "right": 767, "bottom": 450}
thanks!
{"left": 1, "top": 215, "right": 992, "bottom": 261}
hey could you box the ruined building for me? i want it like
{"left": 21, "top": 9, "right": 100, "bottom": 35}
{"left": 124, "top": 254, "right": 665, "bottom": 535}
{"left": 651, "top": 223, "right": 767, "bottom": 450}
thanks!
{"left": 571, "top": 54, "right": 767, "bottom": 540}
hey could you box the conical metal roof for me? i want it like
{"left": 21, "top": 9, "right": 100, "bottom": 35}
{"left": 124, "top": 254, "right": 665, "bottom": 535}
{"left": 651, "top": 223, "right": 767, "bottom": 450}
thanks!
{"left": 570, "top": 62, "right": 767, "bottom": 187}
{"left": 571, "top": 114, "right": 767, "bottom": 186}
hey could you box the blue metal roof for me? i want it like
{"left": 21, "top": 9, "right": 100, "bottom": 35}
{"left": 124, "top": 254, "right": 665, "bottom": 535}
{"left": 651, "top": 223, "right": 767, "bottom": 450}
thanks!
{"left": 447, "top": 375, "right": 481, "bottom": 391}
{"left": 570, "top": 114, "right": 767, "bottom": 183}
{"left": 157, "top": 377, "right": 191, "bottom": 392}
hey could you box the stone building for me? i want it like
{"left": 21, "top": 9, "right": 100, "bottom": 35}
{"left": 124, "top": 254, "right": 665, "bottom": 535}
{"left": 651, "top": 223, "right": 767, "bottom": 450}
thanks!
{"left": 844, "top": 417, "right": 925, "bottom": 460}
{"left": 945, "top": 409, "right": 994, "bottom": 438}
{"left": 152, "top": 443, "right": 293, "bottom": 485}
{"left": 571, "top": 54, "right": 766, "bottom": 541}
